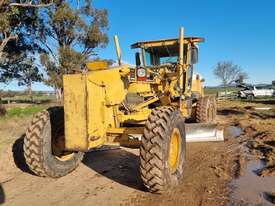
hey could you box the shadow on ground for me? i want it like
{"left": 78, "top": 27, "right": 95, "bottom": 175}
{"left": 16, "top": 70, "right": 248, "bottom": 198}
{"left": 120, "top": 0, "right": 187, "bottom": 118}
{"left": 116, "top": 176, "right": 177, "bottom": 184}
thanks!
{"left": 250, "top": 112, "right": 275, "bottom": 119}
{"left": 12, "top": 134, "right": 145, "bottom": 191}
{"left": 82, "top": 148, "right": 145, "bottom": 191}
{"left": 218, "top": 108, "right": 245, "bottom": 115}
{"left": 253, "top": 99, "right": 275, "bottom": 105}
{"left": 12, "top": 134, "right": 34, "bottom": 175}
{"left": 263, "top": 192, "right": 275, "bottom": 204}
{"left": 0, "top": 184, "right": 5, "bottom": 205}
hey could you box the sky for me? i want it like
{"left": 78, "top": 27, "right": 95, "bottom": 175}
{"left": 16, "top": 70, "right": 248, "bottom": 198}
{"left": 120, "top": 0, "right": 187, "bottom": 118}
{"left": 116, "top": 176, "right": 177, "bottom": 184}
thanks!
{"left": 2, "top": 0, "right": 275, "bottom": 91}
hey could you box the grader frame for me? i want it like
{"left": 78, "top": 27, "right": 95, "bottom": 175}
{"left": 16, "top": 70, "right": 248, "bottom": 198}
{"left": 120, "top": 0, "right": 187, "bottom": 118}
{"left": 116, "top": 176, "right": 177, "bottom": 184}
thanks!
{"left": 63, "top": 28, "right": 204, "bottom": 152}
{"left": 24, "top": 27, "right": 218, "bottom": 193}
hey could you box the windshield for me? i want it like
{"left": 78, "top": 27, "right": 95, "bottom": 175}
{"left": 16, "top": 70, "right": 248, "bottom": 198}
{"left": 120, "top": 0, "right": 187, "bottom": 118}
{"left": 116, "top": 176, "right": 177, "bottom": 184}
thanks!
{"left": 144, "top": 49, "right": 179, "bottom": 66}
{"left": 160, "top": 56, "right": 178, "bottom": 64}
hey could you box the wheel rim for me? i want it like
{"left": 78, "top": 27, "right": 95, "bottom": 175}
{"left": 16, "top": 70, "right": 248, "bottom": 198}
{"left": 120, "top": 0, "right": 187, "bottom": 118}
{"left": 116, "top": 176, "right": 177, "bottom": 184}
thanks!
{"left": 168, "top": 128, "right": 181, "bottom": 173}
{"left": 55, "top": 153, "right": 74, "bottom": 161}
{"left": 52, "top": 126, "right": 75, "bottom": 162}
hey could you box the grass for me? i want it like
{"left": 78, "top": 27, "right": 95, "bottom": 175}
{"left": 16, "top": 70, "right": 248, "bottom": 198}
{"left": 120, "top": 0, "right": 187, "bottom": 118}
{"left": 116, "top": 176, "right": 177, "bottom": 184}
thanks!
{"left": 0, "top": 104, "right": 47, "bottom": 120}
{"left": 204, "top": 87, "right": 241, "bottom": 95}
{"left": 2, "top": 95, "right": 55, "bottom": 104}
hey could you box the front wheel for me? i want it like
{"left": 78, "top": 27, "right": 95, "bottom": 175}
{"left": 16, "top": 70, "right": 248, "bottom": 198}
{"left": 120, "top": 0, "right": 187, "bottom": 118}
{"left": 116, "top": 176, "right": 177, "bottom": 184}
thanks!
{"left": 140, "top": 106, "right": 186, "bottom": 193}
{"left": 24, "top": 107, "right": 84, "bottom": 178}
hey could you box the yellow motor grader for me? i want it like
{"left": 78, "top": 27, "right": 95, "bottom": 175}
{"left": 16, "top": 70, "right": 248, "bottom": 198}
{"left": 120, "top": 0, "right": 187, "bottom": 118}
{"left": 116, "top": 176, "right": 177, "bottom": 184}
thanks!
{"left": 24, "top": 27, "right": 221, "bottom": 193}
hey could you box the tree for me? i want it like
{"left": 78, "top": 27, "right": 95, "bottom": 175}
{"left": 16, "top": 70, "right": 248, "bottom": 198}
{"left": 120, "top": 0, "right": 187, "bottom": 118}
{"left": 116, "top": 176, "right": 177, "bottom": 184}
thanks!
{"left": 15, "top": 57, "right": 43, "bottom": 99}
{"left": 0, "top": 0, "right": 53, "bottom": 60}
{"left": 0, "top": 1, "right": 40, "bottom": 107}
{"left": 0, "top": 0, "right": 51, "bottom": 90}
{"left": 0, "top": 0, "right": 53, "bottom": 109}
{"left": 213, "top": 61, "right": 248, "bottom": 93}
{"left": 0, "top": 0, "right": 23, "bottom": 60}
{"left": 1, "top": 55, "right": 43, "bottom": 99}
{"left": 39, "top": 0, "right": 108, "bottom": 99}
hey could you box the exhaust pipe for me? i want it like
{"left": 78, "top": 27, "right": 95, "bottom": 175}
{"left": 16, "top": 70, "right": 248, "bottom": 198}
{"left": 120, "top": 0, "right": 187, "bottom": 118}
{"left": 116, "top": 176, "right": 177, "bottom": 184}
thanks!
{"left": 185, "top": 123, "right": 224, "bottom": 142}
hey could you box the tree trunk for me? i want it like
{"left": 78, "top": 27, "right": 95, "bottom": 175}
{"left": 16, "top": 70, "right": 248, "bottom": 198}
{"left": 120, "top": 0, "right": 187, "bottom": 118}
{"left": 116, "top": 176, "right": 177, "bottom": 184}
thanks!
{"left": 27, "top": 82, "right": 33, "bottom": 101}
{"left": 55, "top": 88, "right": 63, "bottom": 104}
{"left": 223, "top": 82, "right": 227, "bottom": 96}
{"left": 0, "top": 96, "right": 6, "bottom": 116}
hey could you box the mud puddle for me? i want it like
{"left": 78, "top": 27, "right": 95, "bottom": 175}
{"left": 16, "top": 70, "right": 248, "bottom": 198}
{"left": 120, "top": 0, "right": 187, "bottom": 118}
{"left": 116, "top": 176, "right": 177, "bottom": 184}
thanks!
{"left": 230, "top": 160, "right": 275, "bottom": 205}
{"left": 227, "top": 126, "right": 243, "bottom": 138}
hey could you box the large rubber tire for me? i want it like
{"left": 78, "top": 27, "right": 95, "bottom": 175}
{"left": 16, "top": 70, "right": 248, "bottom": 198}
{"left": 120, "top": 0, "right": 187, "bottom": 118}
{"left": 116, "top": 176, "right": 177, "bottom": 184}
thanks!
{"left": 140, "top": 106, "right": 186, "bottom": 193}
{"left": 196, "top": 96, "right": 217, "bottom": 123}
{"left": 24, "top": 107, "right": 84, "bottom": 178}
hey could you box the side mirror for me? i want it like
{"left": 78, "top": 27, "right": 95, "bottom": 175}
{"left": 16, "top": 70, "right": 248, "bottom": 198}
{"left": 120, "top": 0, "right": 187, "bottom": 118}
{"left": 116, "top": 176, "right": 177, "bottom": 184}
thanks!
{"left": 191, "top": 47, "right": 198, "bottom": 64}
{"left": 135, "top": 52, "right": 141, "bottom": 67}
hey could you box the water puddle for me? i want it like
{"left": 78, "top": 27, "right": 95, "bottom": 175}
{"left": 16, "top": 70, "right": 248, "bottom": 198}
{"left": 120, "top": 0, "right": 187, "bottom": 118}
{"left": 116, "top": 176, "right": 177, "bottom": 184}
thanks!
{"left": 227, "top": 126, "right": 243, "bottom": 138}
{"left": 230, "top": 160, "right": 275, "bottom": 205}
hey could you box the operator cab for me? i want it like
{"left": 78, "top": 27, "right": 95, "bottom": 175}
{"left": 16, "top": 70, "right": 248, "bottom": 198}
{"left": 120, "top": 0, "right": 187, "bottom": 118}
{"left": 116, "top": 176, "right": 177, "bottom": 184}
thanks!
{"left": 131, "top": 37, "right": 204, "bottom": 81}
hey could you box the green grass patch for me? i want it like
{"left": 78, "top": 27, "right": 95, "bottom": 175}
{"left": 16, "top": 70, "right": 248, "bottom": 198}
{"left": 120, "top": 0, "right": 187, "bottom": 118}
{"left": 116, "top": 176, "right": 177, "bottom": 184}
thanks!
{"left": 0, "top": 105, "right": 47, "bottom": 120}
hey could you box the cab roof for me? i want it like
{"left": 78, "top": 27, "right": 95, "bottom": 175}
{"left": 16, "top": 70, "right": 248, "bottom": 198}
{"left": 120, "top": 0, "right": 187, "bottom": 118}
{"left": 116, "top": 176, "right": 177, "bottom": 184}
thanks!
{"left": 131, "top": 37, "right": 204, "bottom": 49}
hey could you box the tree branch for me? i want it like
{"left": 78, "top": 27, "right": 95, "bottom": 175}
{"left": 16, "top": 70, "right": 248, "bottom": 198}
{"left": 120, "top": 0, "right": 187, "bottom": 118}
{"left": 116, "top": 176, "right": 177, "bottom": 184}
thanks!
{"left": 39, "top": 39, "right": 58, "bottom": 63}
{"left": 9, "top": 0, "right": 53, "bottom": 8}
{"left": 0, "top": 0, "right": 6, "bottom": 7}
{"left": 0, "top": 33, "right": 18, "bottom": 59}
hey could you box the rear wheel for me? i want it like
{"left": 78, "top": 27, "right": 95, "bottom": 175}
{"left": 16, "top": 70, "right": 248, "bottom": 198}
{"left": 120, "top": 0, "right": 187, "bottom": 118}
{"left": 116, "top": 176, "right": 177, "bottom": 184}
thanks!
{"left": 140, "top": 106, "right": 186, "bottom": 193}
{"left": 24, "top": 107, "right": 84, "bottom": 178}
{"left": 196, "top": 96, "right": 216, "bottom": 123}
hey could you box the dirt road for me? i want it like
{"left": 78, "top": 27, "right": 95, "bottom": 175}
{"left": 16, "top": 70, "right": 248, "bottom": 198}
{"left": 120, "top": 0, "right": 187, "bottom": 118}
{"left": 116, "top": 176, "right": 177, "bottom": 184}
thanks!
{"left": 0, "top": 100, "right": 274, "bottom": 206}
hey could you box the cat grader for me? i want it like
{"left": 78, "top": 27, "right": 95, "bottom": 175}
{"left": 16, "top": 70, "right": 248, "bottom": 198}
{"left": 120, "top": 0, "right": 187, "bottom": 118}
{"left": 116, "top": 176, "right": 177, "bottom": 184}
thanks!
{"left": 24, "top": 27, "right": 220, "bottom": 193}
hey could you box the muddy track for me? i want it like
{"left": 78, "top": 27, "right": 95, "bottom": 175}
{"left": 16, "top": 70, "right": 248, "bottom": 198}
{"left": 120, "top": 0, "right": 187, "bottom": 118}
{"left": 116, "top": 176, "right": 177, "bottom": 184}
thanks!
{"left": 0, "top": 100, "right": 274, "bottom": 206}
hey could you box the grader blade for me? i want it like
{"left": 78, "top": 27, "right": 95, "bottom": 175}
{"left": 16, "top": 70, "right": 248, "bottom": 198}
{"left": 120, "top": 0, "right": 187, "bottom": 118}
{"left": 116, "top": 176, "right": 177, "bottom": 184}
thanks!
{"left": 185, "top": 123, "right": 224, "bottom": 142}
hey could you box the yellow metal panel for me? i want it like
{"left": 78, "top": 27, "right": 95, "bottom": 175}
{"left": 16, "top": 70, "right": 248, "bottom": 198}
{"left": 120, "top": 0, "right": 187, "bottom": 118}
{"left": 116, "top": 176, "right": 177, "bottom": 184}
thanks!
{"left": 128, "top": 82, "right": 154, "bottom": 93}
{"left": 63, "top": 74, "right": 88, "bottom": 151}
{"left": 86, "top": 67, "right": 129, "bottom": 149}
{"left": 87, "top": 67, "right": 128, "bottom": 106}
{"left": 86, "top": 61, "right": 108, "bottom": 71}
{"left": 191, "top": 75, "right": 204, "bottom": 96}
{"left": 86, "top": 76, "right": 108, "bottom": 148}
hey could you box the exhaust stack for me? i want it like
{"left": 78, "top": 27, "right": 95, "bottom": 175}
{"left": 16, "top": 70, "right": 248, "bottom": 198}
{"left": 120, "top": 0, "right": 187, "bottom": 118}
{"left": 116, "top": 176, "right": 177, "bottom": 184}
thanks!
{"left": 114, "top": 35, "right": 122, "bottom": 66}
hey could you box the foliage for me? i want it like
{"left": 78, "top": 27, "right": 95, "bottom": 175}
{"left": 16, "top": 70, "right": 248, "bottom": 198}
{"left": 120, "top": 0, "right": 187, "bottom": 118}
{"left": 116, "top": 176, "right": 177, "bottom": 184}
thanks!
{"left": 0, "top": 0, "right": 108, "bottom": 99}
{"left": 1, "top": 56, "right": 43, "bottom": 92}
{"left": 39, "top": 0, "right": 109, "bottom": 91}
{"left": 0, "top": 0, "right": 44, "bottom": 88}
{"left": 213, "top": 61, "right": 248, "bottom": 90}
{"left": 0, "top": 0, "right": 54, "bottom": 60}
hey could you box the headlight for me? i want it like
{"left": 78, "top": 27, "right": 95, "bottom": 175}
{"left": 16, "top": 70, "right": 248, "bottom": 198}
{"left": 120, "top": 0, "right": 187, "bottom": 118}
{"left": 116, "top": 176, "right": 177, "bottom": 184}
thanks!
{"left": 137, "top": 68, "right": 146, "bottom": 77}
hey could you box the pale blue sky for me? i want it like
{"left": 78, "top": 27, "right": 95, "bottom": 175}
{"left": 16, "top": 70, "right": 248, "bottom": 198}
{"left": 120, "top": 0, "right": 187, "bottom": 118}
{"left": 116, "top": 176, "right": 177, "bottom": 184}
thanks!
{"left": 2, "top": 0, "right": 275, "bottom": 91}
